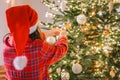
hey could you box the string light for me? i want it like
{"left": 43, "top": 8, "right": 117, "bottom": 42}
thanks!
{"left": 5, "top": 0, "right": 11, "bottom": 4}
{"left": 5, "top": 0, "right": 16, "bottom": 7}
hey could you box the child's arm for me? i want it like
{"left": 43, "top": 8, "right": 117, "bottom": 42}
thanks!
{"left": 47, "top": 36, "right": 68, "bottom": 65}
{"left": 38, "top": 27, "right": 61, "bottom": 40}
{"left": 41, "top": 29, "right": 68, "bottom": 65}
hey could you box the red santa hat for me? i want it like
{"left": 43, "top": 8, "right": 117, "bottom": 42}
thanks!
{"left": 6, "top": 5, "right": 38, "bottom": 70}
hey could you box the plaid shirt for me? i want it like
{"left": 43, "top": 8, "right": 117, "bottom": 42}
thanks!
{"left": 3, "top": 35, "right": 68, "bottom": 80}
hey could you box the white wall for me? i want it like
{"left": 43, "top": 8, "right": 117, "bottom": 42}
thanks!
{"left": 0, "top": 0, "right": 50, "bottom": 65}
{"left": 0, "top": 0, "right": 9, "bottom": 65}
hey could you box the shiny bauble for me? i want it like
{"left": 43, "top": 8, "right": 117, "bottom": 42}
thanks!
{"left": 72, "top": 63, "right": 82, "bottom": 74}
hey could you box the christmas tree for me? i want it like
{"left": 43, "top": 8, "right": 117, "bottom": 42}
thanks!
{"left": 40, "top": 0, "right": 120, "bottom": 80}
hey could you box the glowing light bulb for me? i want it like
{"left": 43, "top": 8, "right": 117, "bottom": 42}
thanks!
{"left": 91, "top": 12, "right": 95, "bottom": 16}
{"left": 5, "top": 0, "right": 16, "bottom": 7}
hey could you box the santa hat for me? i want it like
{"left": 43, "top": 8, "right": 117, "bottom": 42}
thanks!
{"left": 6, "top": 5, "right": 38, "bottom": 70}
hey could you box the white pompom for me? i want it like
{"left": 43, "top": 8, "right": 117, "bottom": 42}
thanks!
{"left": 46, "top": 36, "right": 56, "bottom": 44}
{"left": 72, "top": 63, "right": 82, "bottom": 74}
{"left": 13, "top": 56, "right": 27, "bottom": 70}
{"left": 60, "top": 0, "right": 67, "bottom": 11}
{"left": 77, "top": 14, "right": 87, "bottom": 24}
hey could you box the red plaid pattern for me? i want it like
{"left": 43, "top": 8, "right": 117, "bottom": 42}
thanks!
{"left": 3, "top": 35, "right": 68, "bottom": 80}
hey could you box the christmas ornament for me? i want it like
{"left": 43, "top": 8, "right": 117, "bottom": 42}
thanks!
{"left": 61, "top": 71, "right": 70, "bottom": 80}
{"left": 60, "top": 0, "right": 67, "bottom": 11}
{"left": 102, "top": 29, "right": 111, "bottom": 36}
{"left": 45, "top": 12, "right": 54, "bottom": 19}
{"left": 77, "top": 14, "right": 87, "bottom": 24}
{"left": 56, "top": 67, "right": 61, "bottom": 74}
{"left": 110, "top": 69, "right": 116, "bottom": 78}
{"left": 46, "top": 36, "right": 56, "bottom": 44}
{"left": 13, "top": 56, "right": 27, "bottom": 70}
{"left": 72, "top": 63, "right": 82, "bottom": 74}
{"left": 108, "top": 0, "right": 114, "bottom": 13}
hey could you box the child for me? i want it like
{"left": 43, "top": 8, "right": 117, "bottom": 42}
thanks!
{"left": 3, "top": 5, "right": 68, "bottom": 80}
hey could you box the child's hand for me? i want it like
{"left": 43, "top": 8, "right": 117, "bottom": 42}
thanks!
{"left": 44, "top": 28, "right": 67, "bottom": 38}
{"left": 58, "top": 30, "right": 67, "bottom": 39}
{"left": 51, "top": 28, "right": 61, "bottom": 36}
{"left": 60, "top": 30, "right": 67, "bottom": 37}
{"left": 44, "top": 28, "right": 61, "bottom": 37}
{"left": 50, "top": 28, "right": 67, "bottom": 37}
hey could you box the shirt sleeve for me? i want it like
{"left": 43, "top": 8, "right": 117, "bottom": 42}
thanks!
{"left": 43, "top": 36, "right": 68, "bottom": 65}
{"left": 40, "top": 32, "right": 46, "bottom": 41}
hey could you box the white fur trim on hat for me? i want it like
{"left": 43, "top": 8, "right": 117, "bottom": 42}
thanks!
{"left": 29, "top": 24, "right": 37, "bottom": 34}
{"left": 13, "top": 56, "right": 27, "bottom": 70}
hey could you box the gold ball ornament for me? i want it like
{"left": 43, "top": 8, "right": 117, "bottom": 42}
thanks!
{"left": 72, "top": 63, "right": 82, "bottom": 74}
{"left": 110, "top": 69, "right": 116, "bottom": 78}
